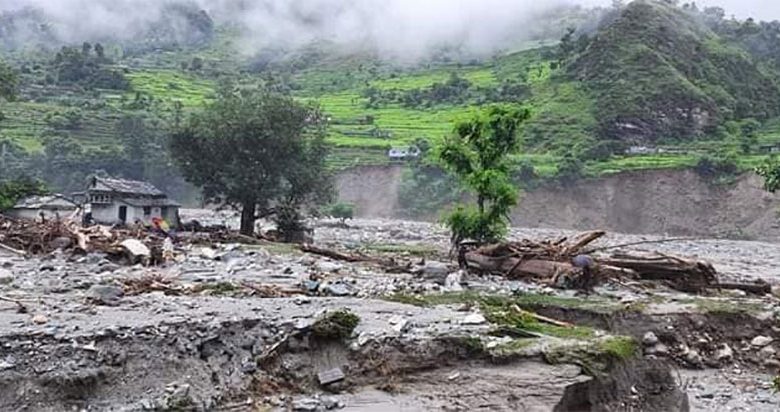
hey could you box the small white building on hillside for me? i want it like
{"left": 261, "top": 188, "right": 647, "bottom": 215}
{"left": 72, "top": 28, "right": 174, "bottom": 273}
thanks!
{"left": 7, "top": 195, "right": 78, "bottom": 221}
{"left": 388, "top": 146, "right": 421, "bottom": 160}
{"left": 84, "top": 176, "right": 180, "bottom": 226}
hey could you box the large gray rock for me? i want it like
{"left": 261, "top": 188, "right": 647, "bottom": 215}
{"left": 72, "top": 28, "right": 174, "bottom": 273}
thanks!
{"left": 88, "top": 284, "right": 124, "bottom": 306}
{"left": 120, "top": 239, "right": 150, "bottom": 261}
{"left": 0, "top": 268, "right": 13, "bottom": 285}
{"left": 751, "top": 336, "right": 774, "bottom": 347}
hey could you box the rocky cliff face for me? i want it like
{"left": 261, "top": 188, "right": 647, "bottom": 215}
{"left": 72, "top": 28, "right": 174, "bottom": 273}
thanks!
{"left": 337, "top": 166, "right": 780, "bottom": 240}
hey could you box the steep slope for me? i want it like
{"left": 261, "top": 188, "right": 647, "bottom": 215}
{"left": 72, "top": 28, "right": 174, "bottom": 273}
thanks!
{"left": 571, "top": 0, "right": 780, "bottom": 143}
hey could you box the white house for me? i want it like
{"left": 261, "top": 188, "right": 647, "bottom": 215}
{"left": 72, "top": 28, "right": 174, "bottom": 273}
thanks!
{"left": 7, "top": 195, "right": 78, "bottom": 221}
{"left": 388, "top": 146, "right": 421, "bottom": 160}
{"left": 84, "top": 176, "right": 180, "bottom": 226}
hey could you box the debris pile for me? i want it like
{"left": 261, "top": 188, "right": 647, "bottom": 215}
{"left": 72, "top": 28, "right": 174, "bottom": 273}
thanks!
{"left": 0, "top": 215, "right": 168, "bottom": 263}
{"left": 462, "top": 230, "right": 726, "bottom": 293}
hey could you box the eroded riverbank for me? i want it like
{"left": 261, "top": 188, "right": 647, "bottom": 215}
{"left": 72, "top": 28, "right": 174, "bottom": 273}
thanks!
{"left": 0, "top": 218, "right": 778, "bottom": 411}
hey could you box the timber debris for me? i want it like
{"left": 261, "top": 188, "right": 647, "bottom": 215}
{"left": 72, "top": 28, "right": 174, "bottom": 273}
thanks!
{"left": 461, "top": 230, "right": 723, "bottom": 293}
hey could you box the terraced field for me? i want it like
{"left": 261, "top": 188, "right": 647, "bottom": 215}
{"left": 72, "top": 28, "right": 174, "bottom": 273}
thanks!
{"left": 2, "top": 44, "right": 779, "bottom": 176}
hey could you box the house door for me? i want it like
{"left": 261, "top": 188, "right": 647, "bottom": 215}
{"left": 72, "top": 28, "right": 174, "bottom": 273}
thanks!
{"left": 118, "top": 206, "right": 127, "bottom": 224}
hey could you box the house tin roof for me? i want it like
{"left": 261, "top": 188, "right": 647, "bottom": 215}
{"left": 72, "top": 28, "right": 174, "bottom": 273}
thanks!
{"left": 89, "top": 177, "right": 166, "bottom": 197}
{"left": 13, "top": 195, "right": 78, "bottom": 210}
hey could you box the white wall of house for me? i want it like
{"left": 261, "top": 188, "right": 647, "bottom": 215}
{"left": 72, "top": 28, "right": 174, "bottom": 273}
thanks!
{"left": 91, "top": 201, "right": 177, "bottom": 225}
{"left": 7, "top": 209, "right": 72, "bottom": 221}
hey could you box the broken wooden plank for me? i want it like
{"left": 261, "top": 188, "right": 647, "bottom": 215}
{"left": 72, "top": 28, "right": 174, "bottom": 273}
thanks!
{"left": 561, "top": 230, "right": 606, "bottom": 256}
{"left": 711, "top": 282, "right": 771, "bottom": 295}
{"left": 0, "top": 242, "right": 26, "bottom": 256}
{"left": 300, "top": 244, "right": 366, "bottom": 262}
{"left": 511, "top": 304, "right": 573, "bottom": 328}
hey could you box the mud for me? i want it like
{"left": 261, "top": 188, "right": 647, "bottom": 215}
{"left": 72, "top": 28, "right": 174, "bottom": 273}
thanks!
{"left": 1, "top": 218, "right": 780, "bottom": 410}
{"left": 336, "top": 166, "right": 780, "bottom": 240}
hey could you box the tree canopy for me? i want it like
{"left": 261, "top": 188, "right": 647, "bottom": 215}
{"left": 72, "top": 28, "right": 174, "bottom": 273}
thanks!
{"left": 0, "top": 177, "right": 48, "bottom": 211}
{"left": 756, "top": 157, "right": 780, "bottom": 193}
{"left": 0, "top": 60, "right": 17, "bottom": 101}
{"left": 438, "top": 105, "right": 530, "bottom": 245}
{"left": 170, "top": 89, "right": 332, "bottom": 236}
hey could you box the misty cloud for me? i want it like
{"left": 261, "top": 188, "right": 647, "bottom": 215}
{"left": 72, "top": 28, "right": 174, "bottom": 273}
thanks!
{"left": 581, "top": 0, "right": 780, "bottom": 20}
{"left": 3, "top": 0, "right": 779, "bottom": 61}
{"left": 2, "top": 0, "right": 581, "bottom": 60}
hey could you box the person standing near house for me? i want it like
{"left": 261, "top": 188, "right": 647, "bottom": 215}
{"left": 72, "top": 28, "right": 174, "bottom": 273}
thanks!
{"left": 151, "top": 217, "right": 170, "bottom": 237}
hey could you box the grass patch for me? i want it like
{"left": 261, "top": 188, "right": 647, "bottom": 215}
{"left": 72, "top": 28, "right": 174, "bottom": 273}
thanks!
{"left": 598, "top": 336, "right": 639, "bottom": 360}
{"left": 544, "top": 336, "right": 639, "bottom": 376}
{"left": 311, "top": 309, "right": 361, "bottom": 340}
{"left": 363, "top": 243, "right": 440, "bottom": 257}
{"left": 195, "top": 281, "right": 241, "bottom": 295}
{"left": 485, "top": 306, "right": 596, "bottom": 340}
{"left": 125, "top": 69, "right": 214, "bottom": 108}
{"left": 680, "top": 297, "right": 769, "bottom": 315}
{"left": 385, "top": 291, "right": 622, "bottom": 341}
{"left": 385, "top": 291, "right": 620, "bottom": 314}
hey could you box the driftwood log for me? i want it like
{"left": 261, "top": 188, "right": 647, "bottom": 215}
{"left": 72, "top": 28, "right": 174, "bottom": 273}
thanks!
{"left": 462, "top": 230, "right": 723, "bottom": 293}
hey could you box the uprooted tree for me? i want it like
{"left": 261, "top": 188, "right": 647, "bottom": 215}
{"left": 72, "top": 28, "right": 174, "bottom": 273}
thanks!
{"left": 438, "top": 105, "right": 530, "bottom": 245}
{"left": 170, "top": 88, "right": 333, "bottom": 238}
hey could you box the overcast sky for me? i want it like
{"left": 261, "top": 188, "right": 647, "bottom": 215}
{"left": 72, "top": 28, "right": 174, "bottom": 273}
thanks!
{"left": 582, "top": 0, "right": 780, "bottom": 20}
{"left": 3, "top": 0, "right": 779, "bottom": 61}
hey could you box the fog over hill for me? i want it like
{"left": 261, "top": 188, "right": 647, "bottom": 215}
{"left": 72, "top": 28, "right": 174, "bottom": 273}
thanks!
{"left": 1, "top": 0, "right": 579, "bottom": 60}
{"left": 584, "top": 0, "right": 780, "bottom": 20}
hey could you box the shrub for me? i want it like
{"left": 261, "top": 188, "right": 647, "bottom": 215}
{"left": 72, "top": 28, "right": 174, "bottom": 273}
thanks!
{"left": 322, "top": 202, "right": 355, "bottom": 223}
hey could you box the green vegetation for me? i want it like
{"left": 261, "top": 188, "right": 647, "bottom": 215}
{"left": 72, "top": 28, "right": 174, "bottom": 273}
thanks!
{"left": 0, "top": 59, "right": 18, "bottom": 100}
{"left": 3, "top": 0, "right": 780, "bottom": 204}
{"left": 311, "top": 309, "right": 360, "bottom": 340}
{"left": 439, "top": 106, "right": 530, "bottom": 244}
{"left": 387, "top": 290, "right": 638, "bottom": 373}
{"left": 756, "top": 157, "right": 780, "bottom": 192}
{"left": 544, "top": 336, "right": 639, "bottom": 376}
{"left": 362, "top": 243, "right": 439, "bottom": 257}
{"left": 322, "top": 202, "right": 355, "bottom": 224}
{"left": 570, "top": 0, "right": 780, "bottom": 142}
{"left": 170, "top": 89, "right": 332, "bottom": 236}
{"left": 386, "top": 291, "right": 621, "bottom": 315}
{"left": 0, "top": 177, "right": 48, "bottom": 211}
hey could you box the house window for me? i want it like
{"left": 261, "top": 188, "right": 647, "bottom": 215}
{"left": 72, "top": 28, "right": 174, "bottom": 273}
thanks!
{"left": 90, "top": 195, "right": 111, "bottom": 204}
{"left": 143, "top": 207, "right": 151, "bottom": 216}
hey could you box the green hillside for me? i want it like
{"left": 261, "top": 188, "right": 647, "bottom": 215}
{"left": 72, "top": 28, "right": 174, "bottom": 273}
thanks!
{"left": 570, "top": 0, "right": 780, "bottom": 142}
{"left": 3, "top": 0, "right": 780, "bottom": 196}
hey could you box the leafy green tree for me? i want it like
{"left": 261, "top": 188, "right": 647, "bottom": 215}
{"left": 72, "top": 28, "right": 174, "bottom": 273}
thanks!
{"left": 738, "top": 118, "right": 761, "bottom": 154}
{"left": 170, "top": 89, "right": 332, "bottom": 236}
{"left": 556, "top": 152, "right": 585, "bottom": 184}
{"left": 438, "top": 106, "right": 530, "bottom": 245}
{"left": 0, "top": 178, "right": 48, "bottom": 211}
{"left": 323, "top": 202, "right": 355, "bottom": 225}
{"left": 0, "top": 60, "right": 17, "bottom": 101}
{"left": 756, "top": 157, "right": 780, "bottom": 193}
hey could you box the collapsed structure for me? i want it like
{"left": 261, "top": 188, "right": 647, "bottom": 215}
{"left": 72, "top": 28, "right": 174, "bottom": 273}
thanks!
{"left": 6, "top": 176, "right": 180, "bottom": 227}
{"left": 79, "top": 176, "right": 180, "bottom": 226}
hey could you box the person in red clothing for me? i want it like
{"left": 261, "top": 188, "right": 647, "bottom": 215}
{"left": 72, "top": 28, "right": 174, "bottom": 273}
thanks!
{"left": 151, "top": 217, "right": 170, "bottom": 237}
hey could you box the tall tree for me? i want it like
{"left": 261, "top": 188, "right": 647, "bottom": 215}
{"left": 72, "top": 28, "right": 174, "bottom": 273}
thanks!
{"left": 0, "top": 60, "right": 17, "bottom": 101}
{"left": 438, "top": 106, "right": 530, "bottom": 245}
{"left": 170, "top": 89, "right": 332, "bottom": 236}
{"left": 756, "top": 157, "right": 780, "bottom": 193}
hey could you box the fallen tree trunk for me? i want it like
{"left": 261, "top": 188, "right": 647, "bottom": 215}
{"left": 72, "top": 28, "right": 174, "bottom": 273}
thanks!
{"left": 300, "top": 244, "right": 366, "bottom": 262}
{"left": 464, "top": 251, "right": 575, "bottom": 280}
{"left": 597, "top": 252, "right": 717, "bottom": 293}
